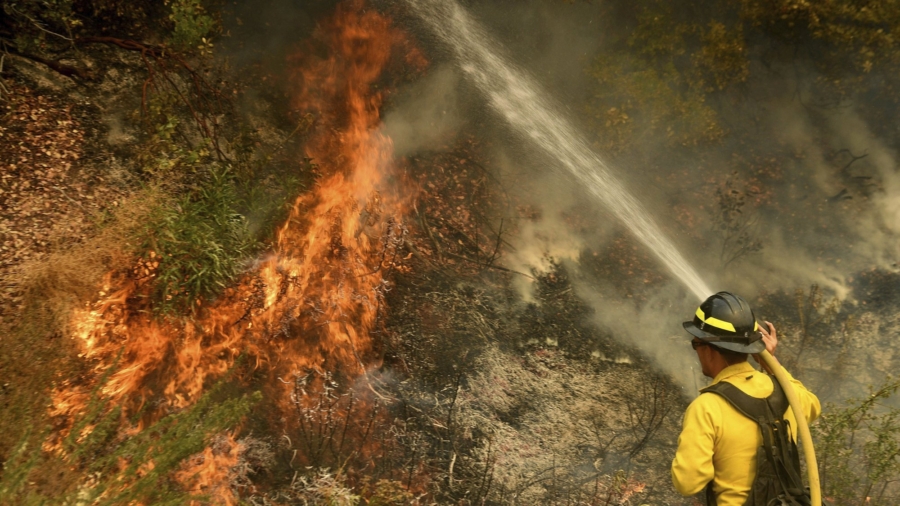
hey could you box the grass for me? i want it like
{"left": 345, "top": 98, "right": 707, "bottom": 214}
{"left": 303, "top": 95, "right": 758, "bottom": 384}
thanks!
{"left": 0, "top": 4, "right": 309, "bottom": 502}
{"left": 0, "top": 191, "right": 156, "bottom": 477}
{"left": 0, "top": 374, "right": 260, "bottom": 505}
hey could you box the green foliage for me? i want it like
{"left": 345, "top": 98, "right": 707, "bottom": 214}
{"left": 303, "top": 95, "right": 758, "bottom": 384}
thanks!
{"left": 0, "top": 373, "right": 260, "bottom": 505}
{"left": 740, "top": 0, "right": 900, "bottom": 62}
{"left": 2, "top": 0, "right": 79, "bottom": 53}
{"left": 229, "top": 124, "right": 311, "bottom": 240}
{"left": 628, "top": 2, "right": 692, "bottom": 60}
{"left": 589, "top": 0, "right": 900, "bottom": 154}
{"left": 69, "top": 0, "right": 164, "bottom": 41}
{"left": 587, "top": 2, "right": 741, "bottom": 152}
{"left": 814, "top": 377, "right": 900, "bottom": 505}
{"left": 166, "top": 0, "right": 215, "bottom": 51}
{"left": 143, "top": 165, "right": 257, "bottom": 314}
{"left": 72, "top": 0, "right": 152, "bottom": 27}
{"left": 737, "top": 0, "right": 900, "bottom": 108}
{"left": 133, "top": 94, "right": 207, "bottom": 178}
{"left": 4, "top": 0, "right": 211, "bottom": 54}
{"left": 3, "top": 0, "right": 213, "bottom": 54}
{"left": 61, "top": 354, "right": 127, "bottom": 467}
{"left": 364, "top": 479, "right": 415, "bottom": 505}
{"left": 237, "top": 171, "right": 305, "bottom": 238}
{"left": 132, "top": 84, "right": 309, "bottom": 316}
{"left": 694, "top": 21, "right": 749, "bottom": 91}
{"left": 0, "top": 429, "right": 42, "bottom": 502}
{"left": 589, "top": 54, "right": 723, "bottom": 151}
{"left": 88, "top": 390, "right": 260, "bottom": 505}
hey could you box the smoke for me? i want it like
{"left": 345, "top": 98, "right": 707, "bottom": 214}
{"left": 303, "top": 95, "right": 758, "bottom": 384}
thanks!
{"left": 489, "top": 146, "right": 603, "bottom": 301}
{"left": 382, "top": 65, "right": 465, "bottom": 156}
{"left": 826, "top": 109, "right": 900, "bottom": 265}
{"left": 569, "top": 276, "right": 705, "bottom": 393}
{"left": 384, "top": 0, "right": 900, "bottom": 400}
{"left": 724, "top": 98, "right": 900, "bottom": 299}
{"left": 196, "top": 0, "right": 900, "bottom": 412}
{"left": 221, "top": 0, "right": 324, "bottom": 67}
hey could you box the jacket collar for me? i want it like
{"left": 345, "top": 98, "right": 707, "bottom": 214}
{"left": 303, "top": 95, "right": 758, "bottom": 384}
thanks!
{"left": 711, "top": 361, "right": 757, "bottom": 385}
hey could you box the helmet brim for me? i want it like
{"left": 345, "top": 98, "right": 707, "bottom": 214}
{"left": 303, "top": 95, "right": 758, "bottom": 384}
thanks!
{"left": 683, "top": 320, "right": 717, "bottom": 339}
{"left": 683, "top": 321, "right": 766, "bottom": 354}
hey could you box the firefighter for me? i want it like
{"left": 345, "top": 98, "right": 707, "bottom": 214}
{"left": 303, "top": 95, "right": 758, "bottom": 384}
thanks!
{"left": 672, "top": 292, "right": 821, "bottom": 505}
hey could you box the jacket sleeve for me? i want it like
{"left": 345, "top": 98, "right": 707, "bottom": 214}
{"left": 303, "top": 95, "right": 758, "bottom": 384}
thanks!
{"left": 783, "top": 368, "right": 822, "bottom": 425}
{"left": 671, "top": 395, "right": 718, "bottom": 496}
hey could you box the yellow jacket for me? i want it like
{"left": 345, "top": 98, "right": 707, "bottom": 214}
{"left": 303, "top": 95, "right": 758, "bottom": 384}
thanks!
{"left": 671, "top": 361, "right": 821, "bottom": 505}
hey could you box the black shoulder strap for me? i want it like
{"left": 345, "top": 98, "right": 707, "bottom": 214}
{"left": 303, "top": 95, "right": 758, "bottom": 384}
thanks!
{"left": 700, "top": 375, "right": 789, "bottom": 421}
{"left": 701, "top": 375, "right": 809, "bottom": 506}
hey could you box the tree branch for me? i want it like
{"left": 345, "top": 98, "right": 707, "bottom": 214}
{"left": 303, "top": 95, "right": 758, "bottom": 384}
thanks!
{"left": 75, "top": 36, "right": 230, "bottom": 161}
{"left": 442, "top": 251, "right": 534, "bottom": 279}
{"left": 3, "top": 44, "right": 89, "bottom": 79}
{"left": 0, "top": 53, "right": 10, "bottom": 100}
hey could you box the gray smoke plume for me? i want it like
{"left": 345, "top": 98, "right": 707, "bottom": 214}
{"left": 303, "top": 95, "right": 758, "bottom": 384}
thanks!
{"left": 385, "top": 0, "right": 900, "bottom": 398}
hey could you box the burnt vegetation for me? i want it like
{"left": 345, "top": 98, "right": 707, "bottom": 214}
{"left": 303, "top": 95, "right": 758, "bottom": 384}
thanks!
{"left": 0, "top": 0, "right": 899, "bottom": 505}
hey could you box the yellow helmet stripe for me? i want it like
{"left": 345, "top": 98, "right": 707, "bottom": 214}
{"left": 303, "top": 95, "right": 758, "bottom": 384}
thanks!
{"left": 754, "top": 321, "right": 759, "bottom": 331}
{"left": 695, "top": 307, "right": 737, "bottom": 333}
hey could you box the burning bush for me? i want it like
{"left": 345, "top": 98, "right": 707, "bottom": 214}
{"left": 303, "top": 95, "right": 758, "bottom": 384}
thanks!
{"left": 7, "top": 0, "right": 900, "bottom": 504}
{"left": 140, "top": 166, "right": 257, "bottom": 315}
{"left": 0, "top": 376, "right": 260, "bottom": 505}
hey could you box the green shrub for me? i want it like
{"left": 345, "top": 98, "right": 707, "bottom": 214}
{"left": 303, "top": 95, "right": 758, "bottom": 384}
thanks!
{"left": 143, "top": 165, "right": 257, "bottom": 315}
{"left": 0, "top": 375, "right": 260, "bottom": 505}
{"left": 166, "top": 0, "right": 215, "bottom": 51}
{"left": 2, "top": 0, "right": 79, "bottom": 53}
{"left": 134, "top": 92, "right": 309, "bottom": 316}
{"left": 814, "top": 377, "right": 900, "bottom": 505}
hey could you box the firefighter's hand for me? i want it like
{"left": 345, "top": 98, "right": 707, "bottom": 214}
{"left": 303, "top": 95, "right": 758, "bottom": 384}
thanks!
{"left": 759, "top": 321, "right": 777, "bottom": 355}
{"left": 753, "top": 321, "right": 778, "bottom": 374}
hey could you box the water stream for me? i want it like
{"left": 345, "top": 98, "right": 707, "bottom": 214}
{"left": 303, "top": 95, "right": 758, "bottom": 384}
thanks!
{"left": 403, "top": 0, "right": 712, "bottom": 301}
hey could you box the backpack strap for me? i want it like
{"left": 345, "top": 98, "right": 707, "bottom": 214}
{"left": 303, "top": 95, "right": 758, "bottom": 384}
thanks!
{"left": 700, "top": 376, "right": 789, "bottom": 420}
{"left": 701, "top": 375, "right": 808, "bottom": 506}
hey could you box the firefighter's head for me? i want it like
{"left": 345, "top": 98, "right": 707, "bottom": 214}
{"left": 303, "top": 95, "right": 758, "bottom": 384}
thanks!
{"left": 684, "top": 292, "right": 765, "bottom": 377}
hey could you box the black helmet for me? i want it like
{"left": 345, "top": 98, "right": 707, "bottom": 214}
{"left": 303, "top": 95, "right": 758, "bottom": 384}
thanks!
{"left": 683, "top": 291, "right": 765, "bottom": 354}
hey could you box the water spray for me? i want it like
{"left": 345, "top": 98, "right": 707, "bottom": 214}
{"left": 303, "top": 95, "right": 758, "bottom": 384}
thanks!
{"left": 403, "top": 0, "right": 711, "bottom": 300}
{"left": 403, "top": 0, "right": 821, "bottom": 503}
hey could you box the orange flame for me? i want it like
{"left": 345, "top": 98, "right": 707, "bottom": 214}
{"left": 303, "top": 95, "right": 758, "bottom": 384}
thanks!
{"left": 48, "top": 0, "right": 425, "bottom": 478}
{"left": 174, "top": 434, "right": 243, "bottom": 506}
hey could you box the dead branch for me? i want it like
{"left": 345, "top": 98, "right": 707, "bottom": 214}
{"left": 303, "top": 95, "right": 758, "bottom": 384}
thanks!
{"left": 415, "top": 204, "right": 443, "bottom": 263}
{"left": 5, "top": 4, "right": 73, "bottom": 43}
{"left": 2, "top": 44, "right": 89, "bottom": 79}
{"left": 403, "top": 239, "right": 434, "bottom": 267}
{"left": 76, "top": 36, "right": 230, "bottom": 161}
{"left": 76, "top": 36, "right": 163, "bottom": 55}
{"left": 442, "top": 251, "right": 534, "bottom": 279}
{"left": 439, "top": 219, "right": 488, "bottom": 258}
{"left": 478, "top": 444, "right": 495, "bottom": 501}
{"left": 832, "top": 149, "right": 868, "bottom": 174}
{"left": 0, "top": 53, "right": 10, "bottom": 100}
{"left": 487, "top": 218, "right": 504, "bottom": 266}
{"left": 625, "top": 374, "right": 674, "bottom": 458}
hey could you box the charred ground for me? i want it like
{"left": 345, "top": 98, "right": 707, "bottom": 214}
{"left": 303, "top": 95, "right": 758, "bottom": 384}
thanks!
{"left": 1, "top": 0, "right": 900, "bottom": 505}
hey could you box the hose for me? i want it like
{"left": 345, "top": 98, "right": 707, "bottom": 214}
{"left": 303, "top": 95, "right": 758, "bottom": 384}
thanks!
{"left": 758, "top": 350, "right": 821, "bottom": 506}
